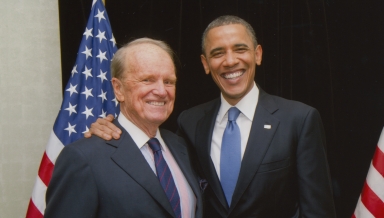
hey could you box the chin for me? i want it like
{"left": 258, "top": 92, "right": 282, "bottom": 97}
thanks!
{"left": 147, "top": 115, "right": 169, "bottom": 124}
{"left": 224, "top": 89, "right": 246, "bottom": 98}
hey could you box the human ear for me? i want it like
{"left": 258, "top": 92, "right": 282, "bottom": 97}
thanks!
{"left": 111, "top": 78, "right": 124, "bottom": 102}
{"left": 200, "top": 54, "right": 210, "bottom": 75}
{"left": 255, "top": 45, "right": 263, "bottom": 66}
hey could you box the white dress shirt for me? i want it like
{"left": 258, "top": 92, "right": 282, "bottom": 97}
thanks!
{"left": 210, "top": 82, "right": 259, "bottom": 179}
{"left": 118, "top": 113, "right": 196, "bottom": 218}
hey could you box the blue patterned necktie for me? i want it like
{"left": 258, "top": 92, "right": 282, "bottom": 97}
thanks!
{"left": 147, "top": 138, "right": 182, "bottom": 218}
{"left": 220, "top": 107, "right": 241, "bottom": 206}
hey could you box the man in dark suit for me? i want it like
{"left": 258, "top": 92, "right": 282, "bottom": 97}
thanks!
{"left": 45, "top": 38, "right": 203, "bottom": 218}
{"left": 87, "top": 16, "right": 336, "bottom": 217}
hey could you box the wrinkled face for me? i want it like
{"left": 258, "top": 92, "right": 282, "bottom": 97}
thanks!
{"left": 113, "top": 44, "right": 176, "bottom": 129}
{"left": 201, "top": 24, "right": 262, "bottom": 105}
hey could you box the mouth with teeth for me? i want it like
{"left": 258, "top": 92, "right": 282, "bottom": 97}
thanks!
{"left": 147, "top": 101, "right": 165, "bottom": 106}
{"left": 221, "top": 71, "right": 244, "bottom": 79}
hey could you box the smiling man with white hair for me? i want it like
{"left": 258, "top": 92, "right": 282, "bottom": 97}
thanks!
{"left": 45, "top": 38, "right": 203, "bottom": 218}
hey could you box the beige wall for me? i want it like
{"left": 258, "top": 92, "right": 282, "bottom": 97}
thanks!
{"left": 0, "top": 1, "right": 62, "bottom": 217}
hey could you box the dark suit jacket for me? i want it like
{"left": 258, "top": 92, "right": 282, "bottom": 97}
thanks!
{"left": 177, "top": 87, "right": 336, "bottom": 218}
{"left": 45, "top": 121, "right": 203, "bottom": 218}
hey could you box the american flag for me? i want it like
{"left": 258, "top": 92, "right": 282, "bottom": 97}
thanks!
{"left": 353, "top": 127, "right": 384, "bottom": 218}
{"left": 26, "top": 0, "right": 119, "bottom": 217}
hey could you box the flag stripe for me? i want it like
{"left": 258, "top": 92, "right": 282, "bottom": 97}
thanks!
{"left": 366, "top": 157, "right": 384, "bottom": 203}
{"left": 45, "top": 130, "right": 65, "bottom": 164}
{"left": 31, "top": 176, "right": 47, "bottom": 214}
{"left": 38, "top": 152, "right": 54, "bottom": 186}
{"left": 353, "top": 127, "right": 384, "bottom": 218}
{"left": 354, "top": 196, "right": 374, "bottom": 218}
{"left": 372, "top": 146, "right": 384, "bottom": 177}
{"left": 361, "top": 181, "right": 384, "bottom": 217}
{"left": 25, "top": 199, "right": 43, "bottom": 218}
{"left": 379, "top": 129, "right": 384, "bottom": 149}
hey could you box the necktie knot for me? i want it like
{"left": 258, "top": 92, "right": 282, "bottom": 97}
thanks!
{"left": 147, "top": 138, "right": 161, "bottom": 152}
{"left": 228, "top": 107, "right": 241, "bottom": 121}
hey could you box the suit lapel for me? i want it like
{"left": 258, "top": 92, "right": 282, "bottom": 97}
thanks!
{"left": 108, "top": 121, "right": 175, "bottom": 217}
{"left": 230, "top": 88, "right": 280, "bottom": 211}
{"left": 195, "top": 99, "right": 229, "bottom": 210}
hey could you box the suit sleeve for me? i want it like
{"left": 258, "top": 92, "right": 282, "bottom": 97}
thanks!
{"left": 296, "top": 108, "right": 336, "bottom": 217}
{"left": 45, "top": 145, "right": 98, "bottom": 218}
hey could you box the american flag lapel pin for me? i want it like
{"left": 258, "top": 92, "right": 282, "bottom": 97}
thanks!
{"left": 264, "top": 124, "right": 272, "bottom": 129}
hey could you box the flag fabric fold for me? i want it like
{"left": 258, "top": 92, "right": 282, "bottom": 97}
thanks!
{"left": 26, "top": 0, "right": 118, "bottom": 217}
{"left": 353, "top": 127, "right": 384, "bottom": 218}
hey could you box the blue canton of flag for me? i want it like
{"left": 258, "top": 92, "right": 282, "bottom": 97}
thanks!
{"left": 54, "top": 0, "right": 119, "bottom": 146}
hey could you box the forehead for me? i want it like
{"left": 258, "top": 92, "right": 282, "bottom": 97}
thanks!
{"left": 125, "top": 44, "right": 175, "bottom": 76}
{"left": 204, "top": 24, "right": 253, "bottom": 49}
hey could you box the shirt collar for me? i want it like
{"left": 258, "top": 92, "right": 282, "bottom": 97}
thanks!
{"left": 217, "top": 82, "right": 259, "bottom": 122}
{"left": 117, "top": 113, "right": 166, "bottom": 151}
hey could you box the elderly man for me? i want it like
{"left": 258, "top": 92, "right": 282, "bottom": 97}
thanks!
{"left": 45, "top": 38, "right": 203, "bottom": 218}
{"left": 87, "top": 16, "right": 336, "bottom": 217}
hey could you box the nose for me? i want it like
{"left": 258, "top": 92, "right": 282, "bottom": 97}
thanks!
{"left": 223, "top": 51, "right": 239, "bottom": 67}
{"left": 152, "top": 81, "right": 167, "bottom": 97}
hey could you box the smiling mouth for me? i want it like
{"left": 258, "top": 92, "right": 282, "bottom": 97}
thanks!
{"left": 147, "top": 101, "right": 165, "bottom": 106}
{"left": 221, "top": 71, "right": 244, "bottom": 79}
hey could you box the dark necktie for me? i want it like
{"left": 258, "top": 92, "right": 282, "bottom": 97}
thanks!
{"left": 220, "top": 107, "right": 241, "bottom": 206}
{"left": 147, "top": 138, "right": 182, "bottom": 218}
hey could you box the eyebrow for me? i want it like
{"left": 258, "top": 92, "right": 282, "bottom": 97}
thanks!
{"left": 233, "top": 43, "right": 250, "bottom": 49}
{"left": 209, "top": 43, "right": 250, "bottom": 56}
